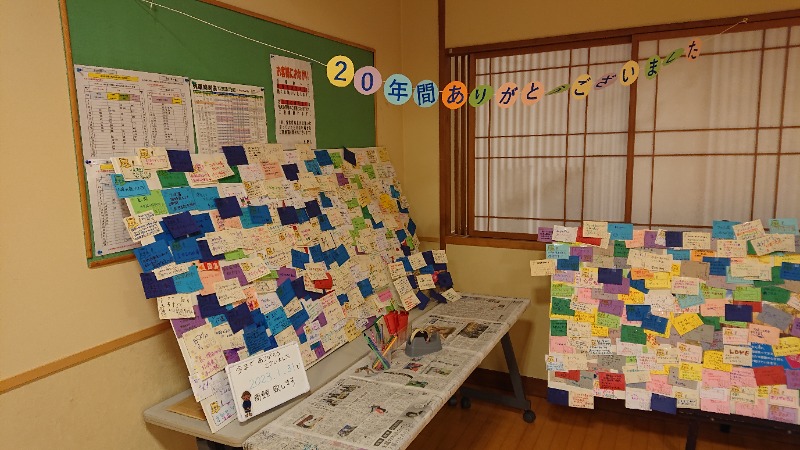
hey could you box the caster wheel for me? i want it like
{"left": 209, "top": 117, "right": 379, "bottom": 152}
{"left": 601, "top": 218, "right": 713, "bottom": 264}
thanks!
{"left": 461, "top": 397, "right": 471, "bottom": 409}
{"left": 523, "top": 410, "right": 536, "bottom": 423}
{"left": 448, "top": 396, "right": 458, "bottom": 407}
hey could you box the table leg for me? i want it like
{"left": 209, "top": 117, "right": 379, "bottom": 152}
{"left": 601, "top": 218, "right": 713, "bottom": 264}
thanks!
{"left": 685, "top": 420, "right": 699, "bottom": 450}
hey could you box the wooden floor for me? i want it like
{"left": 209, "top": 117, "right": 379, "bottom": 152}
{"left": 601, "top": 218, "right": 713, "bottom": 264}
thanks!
{"left": 408, "top": 394, "right": 800, "bottom": 450}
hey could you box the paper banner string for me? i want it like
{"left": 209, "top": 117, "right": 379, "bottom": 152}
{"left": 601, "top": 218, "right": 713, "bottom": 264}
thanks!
{"left": 140, "top": 0, "right": 750, "bottom": 106}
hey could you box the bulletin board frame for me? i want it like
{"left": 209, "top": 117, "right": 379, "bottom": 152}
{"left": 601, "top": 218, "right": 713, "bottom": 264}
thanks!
{"left": 58, "top": 0, "right": 377, "bottom": 267}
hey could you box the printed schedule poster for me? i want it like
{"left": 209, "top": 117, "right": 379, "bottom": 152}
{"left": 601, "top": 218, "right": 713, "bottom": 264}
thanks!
{"left": 74, "top": 65, "right": 195, "bottom": 158}
{"left": 85, "top": 160, "right": 138, "bottom": 256}
{"left": 270, "top": 55, "right": 317, "bottom": 148}
{"left": 190, "top": 80, "right": 269, "bottom": 154}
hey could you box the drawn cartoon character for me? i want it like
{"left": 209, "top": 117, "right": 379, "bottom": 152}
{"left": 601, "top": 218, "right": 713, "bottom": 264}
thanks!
{"left": 241, "top": 391, "right": 252, "bottom": 418}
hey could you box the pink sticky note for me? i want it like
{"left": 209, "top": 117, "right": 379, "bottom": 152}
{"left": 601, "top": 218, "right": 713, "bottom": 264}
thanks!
{"left": 749, "top": 323, "right": 780, "bottom": 345}
{"left": 700, "top": 398, "right": 730, "bottom": 414}
{"left": 702, "top": 369, "right": 731, "bottom": 388}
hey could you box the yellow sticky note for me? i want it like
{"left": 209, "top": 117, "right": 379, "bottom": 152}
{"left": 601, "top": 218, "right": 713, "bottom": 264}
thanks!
{"left": 645, "top": 272, "right": 671, "bottom": 290}
{"left": 772, "top": 337, "right": 800, "bottom": 357}
{"left": 702, "top": 350, "right": 732, "bottom": 372}
{"left": 591, "top": 325, "right": 609, "bottom": 337}
{"left": 574, "top": 310, "right": 596, "bottom": 324}
{"left": 673, "top": 313, "right": 703, "bottom": 336}
{"left": 678, "top": 362, "right": 703, "bottom": 381}
{"left": 619, "top": 289, "right": 645, "bottom": 304}
{"left": 670, "top": 263, "right": 681, "bottom": 277}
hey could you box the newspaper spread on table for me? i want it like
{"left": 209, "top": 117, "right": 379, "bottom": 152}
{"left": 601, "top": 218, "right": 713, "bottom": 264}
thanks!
{"left": 244, "top": 294, "right": 528, "bottom": 450}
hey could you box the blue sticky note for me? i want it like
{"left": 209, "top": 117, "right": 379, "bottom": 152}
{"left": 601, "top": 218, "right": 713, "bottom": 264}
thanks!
{"left": 221, "top": 145, "right": 248, "bottom": 166}
{"left": 608, "top": 223, "right": 634, "bottom": 241}
{"left": 677, "top": 294, "right": 705, "bottom": 309}
{"left": 171, "top": 236, "right": 202, "bottom": 264}
{"left": 416, "top": 290, "right": 430, "bottom": 309}
{"left": 292, "top": 249, "right": 310, "bottom": 269}
{"left": 243, "top": 325, "right": 272, "bottom": 354}
{"left": 556, "top": 256, "right": 580, "bottom": 271}
{"left": 436, "top": 272, "right": 454, "bottom": 290}
{"left": 239, "top": 209, "right": 256, "bottom": 229}
{"left": 281, "top": 164, "right": 300, "bottom": 181}
{"left": 140, "top": 272, "right": 177, "bottom": 299}
{"left": 769, "top": 218, "right": 799, "bottom": 235}
{"left": 276, "top": 279, "right": 296, "bottom": 305}
{"left": 334, "top": 245, "right": 350, "bottom": 265}
{"left": 357, "top": 278, "right": 374, "bottom": 298}
{"left": 197, "top": 239, "right": 223, "bottom": 261}
{"left": 626, "top": 304, "right": 651, "bottom": 321}
{"left": 225, "top": 303, "right": 254, "bottom": 333}
{"left": 667, "top": 249, "right": 691, "bottom": 261}
{"left": 725, "top": 304, "right": 753, "bottom": 322}
{"left": 304, "top": 159, "right": 322, "bottom": 175}
{"left": 133, "top": 240, "right": 174, "bottom": 272}
{"left": 781, "top": 262, "right": 800, "bottom": 281}
{"left": 546, "top": 244, "right": 570, "bottom": 260}
{"left": 206, "top": 314, "right": 228, "bottom": 327}
{"left": 598, "top": 268, "right": 623, "bottom": 285}
{"left": 665, "top": 231, "right": 683, "bottom": 248}
{"left": 319, "top": 192, "right": 333, "bottom": 208}
{"left": 162, "top": 187, "right": 196, "bottom": 214}
{"left": 712, "top": 220, "right": 740, "bottom": 239}
{"left": 277, "top": 206, "right": 299, "bottom": 225}
{"left": 651, "top": 394, "right": 677, "bottom": 415}
{"left": 251, "top": 309, "right": 266, "bottom": 328}
{"left": 110, "top": 174, "right": 150, "bottom": 198}
{"left": 305, "top": 200, "right": 322, "bottom": 218}
{"left": 547, "top": 388, "right": 569, "bottom": 406}
{"left": 430, "top": 290, "right": 447, "bottom": 304}
{"left": 407, "top": 275, "right": 418, "bottom": 290}
{"left": 162, "top": 211, "right": 201, "bottom": 239}
{"left": 396, "top": 229, "right": 408, "bottom": 244}
{"left": 197, "top": 293, "right": 226, "bottom": 318}
{"left": 193, "top": 213, "right": 215, "bottom": 234}
{"left": 419, "top": 265, "right": 435, "bottom": 275}
{"left": 291, "top": 277, "right": 307, "bottom": 300}
{"left": 318, "top": 214, "right": 334, "bottom": 231}
{"left": 408, "top": 219, "right": 417, "bottom": 236}
{"left": 192, "top": 187, "right": 220, "bottom": 211}
{"left": 173, "top": 266, "right": 203, "bottom": 293}
{"left": 265, "top": 308, "right": 291, "bottom": 334}
{"left": 751, "top": 342, "right": 791, "bottom": 368}
{"left": 343, "top": 147, "right": 357, "bottom": 166}
{"left": 308, "top": 244, "right": 324, "bottom": 264}
{"left": 337, "top": 294, "right": 349, "bottom": 306}
{"left": 249, "top": 205, "right": 272, "bottom": 225}
{"left": 167, "top": 149, "right": 194, "bottom": 172}
{"left": 703, "top": 257, "right": 731, "bottom": 277}
{"left": 314, "top": 149, "right": 333, "bottom": 166}
{"left": 215, "top": 196, "right": 242, "bottom": 219}
{"left": 289, "top": 307, "right": 310, "bottom": 328}
{"left": 642, "top": 313, "right": 669, "bottom": 334}
{"left": 296, "top": 208, "right": 309, "bottom": 224}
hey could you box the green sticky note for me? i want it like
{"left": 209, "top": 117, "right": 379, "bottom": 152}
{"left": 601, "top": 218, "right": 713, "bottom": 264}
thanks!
{"left": 626, "top": 356, "right": 638, "bottom": 365}
{"left": 362, "top": 164, "right": 376, "bottom": 179}
{"left": 361, "top": 206, "right": 373, "bottom": 220}
{"left": 157, "top": 170, "right": 189, "bottom": 188}
{"left": 350, "top": 175, "right": 362, "bottom": 189}
{"left": 345, "top": 198, "right": 359, "bottom": 209}
{"left": 330, "top": 152, "right": 343, "bottom": 168}
{"left": 407, "top": 239, "right": 416, "bottom": 251}
{"left": 733, "top": 286, "right": 761, "bottom": 301}
{"left": 219, "top": 165, "right": 241, "bottom": 183}
{"left": 762, "top": 285, "right": 791, "bottom": 304}
{"left": 699, "top": 315, "right": 720, "bottom": 330}
{"left": 621, "top": 325, "right": 646, "bottom": 345}
{"left": 613, "top": 240, "right": 630, "bottom": 258}
{"left": 551, "top": 283, "right": 574, "bottom": 298}
{"left": 596, "top": 312, "right": 621, "bottom": 329}
{"left": 700, "top": 283, "right": 727, "bottom": 299}
{"left": 352, "top": 217, "right": 367, "bottom": 231}
{"left": 259, "top": 270, "right": 279, "bottom": 280}
{"left": 551, "top": 297, "right": 575, "bottom": 316}
{"left": 720, "top": 320, "right": 748, "bottom": 328}
{"left": 754, "top": 267, "right": 784, "bottom": 287}
{"left": 130, "top": 190, "right": 168, "bottom": 215}
{"left": 746, "top": 241, "right": 757, "bottom": 255}
{"left": 551, "top": 320, "right": 568, "bottom": 336}
{"left": 224, "top": 249, "right": 246, "bottom": 260}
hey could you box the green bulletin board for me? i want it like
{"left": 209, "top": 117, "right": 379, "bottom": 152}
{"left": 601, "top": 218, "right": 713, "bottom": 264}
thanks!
{"left": 61, "top": 0, "right": 376, "bottom": 266}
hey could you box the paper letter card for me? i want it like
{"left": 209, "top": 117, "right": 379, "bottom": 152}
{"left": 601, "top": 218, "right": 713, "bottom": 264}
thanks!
{"left": 225, "top": 342, "right": 310, "bottom": 422}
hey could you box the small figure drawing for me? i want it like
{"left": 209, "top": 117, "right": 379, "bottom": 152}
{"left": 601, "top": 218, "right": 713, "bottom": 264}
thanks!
{"left": 241, "top": 391, "right": 253, "bottom": 418}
